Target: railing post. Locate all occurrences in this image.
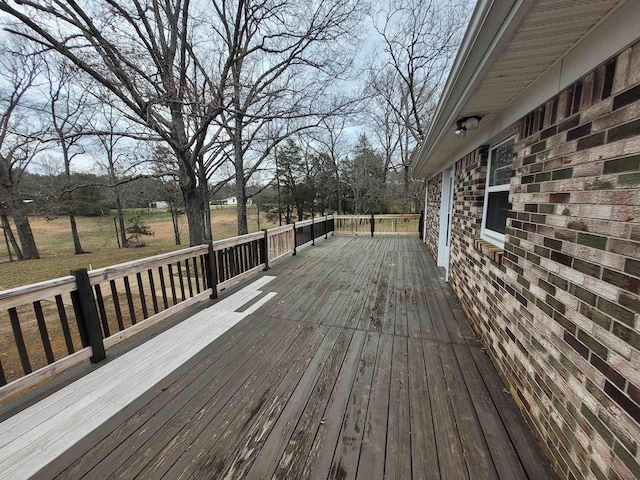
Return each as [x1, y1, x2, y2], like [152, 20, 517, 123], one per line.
[325, 216, 328, 239]
[263, 229, 270, 271]
[71, 268, 106, 363]
[370, 213, 375, 237]
[206, 242, 219, 299]
[293, 222, 297, 256]
[311, 217, 315, 246]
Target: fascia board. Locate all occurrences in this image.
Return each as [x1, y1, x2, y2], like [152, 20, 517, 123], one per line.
[414, 0, 535, 178]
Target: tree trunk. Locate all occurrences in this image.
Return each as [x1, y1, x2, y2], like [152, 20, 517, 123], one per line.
[335, 168, 342, 215]
[182, 185, 206, 246]
[170, 204, 181, 245]
[1, 213, 23, 260]
[69, 213, 85, 254]
[10, 203, 39, 259]
[198, 156, 212, 242]
[114, 186, 127, 248]
[234, 127, 248, 235]
[403, 164, 410, 213]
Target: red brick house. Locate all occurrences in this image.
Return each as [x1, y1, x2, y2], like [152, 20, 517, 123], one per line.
[413, 1, 640, 479]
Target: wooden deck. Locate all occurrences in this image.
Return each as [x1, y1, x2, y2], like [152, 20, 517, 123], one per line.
[12, 237, 555, 479]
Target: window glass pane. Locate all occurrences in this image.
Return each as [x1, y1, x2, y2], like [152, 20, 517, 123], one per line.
[489, 138, 515, 186]
[485, 191, 509, 235]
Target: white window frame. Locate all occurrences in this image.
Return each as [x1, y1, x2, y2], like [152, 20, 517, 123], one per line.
[481, 136, 515, 248]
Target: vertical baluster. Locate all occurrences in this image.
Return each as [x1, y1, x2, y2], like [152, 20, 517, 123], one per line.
[167, 264, 178, 305]
[55, 294, 75, 354]
[184, 259, 194, 297]
[0, 357, 6, 386]
[148, 269, 159, 314]
[9, 307, 32, 375]
[239, 243, 249, 274]
[193, 257, 201, 294]
[221, 250, 226, 280]
[123, 276, 137, 325]
[206, 243, 219, 299]
[94, 284, 111, 338]
[110, 280, 125, 331]
[70, 290, 88, 347]
[136, 272, 148, 319]
[293, 223, 298, 255]
[33, 301, 55, 364]
[199, 255, 207, 292]
[158, 266, 169, 309]
[176, 261, 186, 301]
[230, 247, 236, 277]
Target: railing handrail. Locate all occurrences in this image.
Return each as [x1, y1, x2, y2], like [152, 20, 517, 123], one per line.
[334, 214, 421, 218]
[212, 231, 264, 249]
[0, 276, 76, 310]
[294, 218, 314, 227]
[88, 245, 208, 285]
[267, 224, 294, 236]
[0, 213, 406, 396]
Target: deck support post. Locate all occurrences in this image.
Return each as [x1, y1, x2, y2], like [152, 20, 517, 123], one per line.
[71, 268, 106, 363]
[262, 229, 270, 271]
[370, 213, 375, 237]
[293, 222, 297, 256]
[206, 242, 219, 299]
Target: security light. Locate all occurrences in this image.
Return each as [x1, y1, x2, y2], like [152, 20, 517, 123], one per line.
[454, 116, 482, 137]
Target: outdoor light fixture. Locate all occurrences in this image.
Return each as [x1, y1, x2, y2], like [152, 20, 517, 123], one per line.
[454, 116, 482, 137]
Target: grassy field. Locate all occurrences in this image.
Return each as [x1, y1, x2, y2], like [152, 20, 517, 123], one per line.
[0, 205, 277, 290]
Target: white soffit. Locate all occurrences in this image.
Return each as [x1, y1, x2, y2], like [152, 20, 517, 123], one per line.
[414, 0, 626, 179]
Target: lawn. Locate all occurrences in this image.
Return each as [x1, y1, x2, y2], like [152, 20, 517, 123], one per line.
[0, 205, 277, 290]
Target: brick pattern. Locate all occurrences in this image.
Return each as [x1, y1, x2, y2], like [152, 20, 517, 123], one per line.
[426, 171, 442, 260]
[427, 42, 640, 480]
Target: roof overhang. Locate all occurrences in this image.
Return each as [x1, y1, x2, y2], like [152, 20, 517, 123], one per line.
[413, 0, 630, 179]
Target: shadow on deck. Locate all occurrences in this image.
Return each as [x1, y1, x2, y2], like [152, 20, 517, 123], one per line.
[9, 237, 556, 479]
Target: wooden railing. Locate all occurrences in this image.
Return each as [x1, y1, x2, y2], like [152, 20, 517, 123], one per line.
[0, 216, 334, 399]
[334, 214, 422, 237]
[0, 214, 421, 400]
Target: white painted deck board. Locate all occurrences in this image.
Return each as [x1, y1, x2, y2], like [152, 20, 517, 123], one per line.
[0, 276, 277, 480]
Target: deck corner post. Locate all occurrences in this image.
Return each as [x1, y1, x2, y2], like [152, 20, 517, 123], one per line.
[293, 222, 297, 256]
[370, 213, 375, 237]
[71, 268, 106, 363]
[262, 229, 270, 271]
[206, 242, 219, 299]
[325, 216, 328, 239]
[311, 217, 315, 246]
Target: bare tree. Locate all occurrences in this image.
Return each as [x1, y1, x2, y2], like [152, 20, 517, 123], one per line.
[92, 104, 144, 248]
[368, 0, 470, 211]
[42, 57, 95, 254]
[0, 0, 229, 245]
[208, 0, 368, 234]
[0, 40, 48, 259]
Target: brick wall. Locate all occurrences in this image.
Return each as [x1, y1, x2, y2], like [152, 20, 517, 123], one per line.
[426, 171, 442, 259]
[429, 42, 640, 480]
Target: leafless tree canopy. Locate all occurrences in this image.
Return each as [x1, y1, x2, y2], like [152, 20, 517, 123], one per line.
[0, 39, 49, 259]
[0, 0, 370, 241]
[366, 0, 471, 212]
[0, 0, 471, 255]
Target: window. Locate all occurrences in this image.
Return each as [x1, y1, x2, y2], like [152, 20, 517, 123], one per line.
[481, 137, 514, 247]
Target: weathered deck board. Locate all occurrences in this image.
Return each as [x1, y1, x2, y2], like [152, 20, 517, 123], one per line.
[14, 236, 556, 480]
